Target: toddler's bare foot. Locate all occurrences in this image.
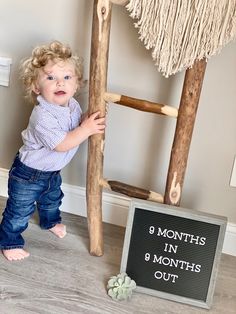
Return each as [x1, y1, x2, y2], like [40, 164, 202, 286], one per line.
[49, 224, 67, 238]
[2, 248, 30, 261]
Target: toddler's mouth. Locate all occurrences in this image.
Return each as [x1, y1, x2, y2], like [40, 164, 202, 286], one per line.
[55, 91, 66, 95]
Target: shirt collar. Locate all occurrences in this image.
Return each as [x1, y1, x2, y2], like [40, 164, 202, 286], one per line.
[37, 95, 78, 118]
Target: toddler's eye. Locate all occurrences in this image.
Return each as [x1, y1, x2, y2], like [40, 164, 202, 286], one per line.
[64, 75, 72, 80]
[47, 75, 55, 80]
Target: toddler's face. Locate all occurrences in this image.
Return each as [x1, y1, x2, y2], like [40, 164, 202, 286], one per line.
[33, 59, 78, 106]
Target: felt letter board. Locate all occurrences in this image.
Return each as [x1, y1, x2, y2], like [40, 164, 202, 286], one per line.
[120, 199, 227, 309]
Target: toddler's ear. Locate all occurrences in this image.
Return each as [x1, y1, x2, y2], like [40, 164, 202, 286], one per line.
[32, 83, 40, 95]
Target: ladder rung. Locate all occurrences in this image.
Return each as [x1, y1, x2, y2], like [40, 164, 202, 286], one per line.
[100, 178, 164, 203]
[110, 0, 128, 6]
[104, 92, 178, 118]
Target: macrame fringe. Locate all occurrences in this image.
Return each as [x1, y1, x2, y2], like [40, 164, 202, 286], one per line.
[126, 0, 236, 77]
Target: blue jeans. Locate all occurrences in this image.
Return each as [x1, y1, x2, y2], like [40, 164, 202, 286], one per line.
[0, 154, 64, 250]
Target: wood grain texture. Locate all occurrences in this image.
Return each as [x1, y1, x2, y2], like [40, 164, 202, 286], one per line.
[101, 179, 163, 203]
[164, 59, 207, 206]
[86, 0, 112, 256]
[0, 196, 235, 314]
[104, 92, 178, 118]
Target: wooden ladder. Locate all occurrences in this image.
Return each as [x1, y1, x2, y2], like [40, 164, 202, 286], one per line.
[86, 0, 207, 256]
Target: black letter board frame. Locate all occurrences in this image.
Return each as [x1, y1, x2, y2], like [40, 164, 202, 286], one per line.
[120, 199, 227, 309]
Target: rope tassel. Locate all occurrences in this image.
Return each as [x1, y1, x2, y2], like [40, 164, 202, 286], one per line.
[126, 0, 236, 77]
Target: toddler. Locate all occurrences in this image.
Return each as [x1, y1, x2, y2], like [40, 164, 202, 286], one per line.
[0, 41, 105, 261]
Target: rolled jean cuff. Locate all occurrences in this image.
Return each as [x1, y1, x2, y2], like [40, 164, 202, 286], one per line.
[41, 220, 62, 230]
[0, 245, 24, 250]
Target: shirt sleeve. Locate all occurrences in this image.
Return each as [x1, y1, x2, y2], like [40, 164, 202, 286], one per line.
[33, 112, 67, 150]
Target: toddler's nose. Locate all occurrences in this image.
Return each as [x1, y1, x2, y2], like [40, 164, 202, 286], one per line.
[56, 78, 65, 86]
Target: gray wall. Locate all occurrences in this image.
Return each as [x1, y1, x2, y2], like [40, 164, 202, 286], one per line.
[1, 0, 236, 223]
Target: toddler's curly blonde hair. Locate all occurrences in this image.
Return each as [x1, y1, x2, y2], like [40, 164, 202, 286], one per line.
[20, 41, 84, 103]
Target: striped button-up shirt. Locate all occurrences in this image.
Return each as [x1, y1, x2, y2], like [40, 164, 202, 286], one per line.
[19, 95, 82, 171]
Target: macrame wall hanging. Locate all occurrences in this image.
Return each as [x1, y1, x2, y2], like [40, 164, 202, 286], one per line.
[126, 0, 236, 77]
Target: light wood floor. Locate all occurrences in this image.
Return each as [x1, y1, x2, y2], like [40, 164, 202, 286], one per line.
[0, 196, 235, 314]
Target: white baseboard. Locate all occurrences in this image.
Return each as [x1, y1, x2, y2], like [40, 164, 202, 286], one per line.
[60, 182, 130, 227]
[1, 167, 236, 256]
[0, 168, 9, 198]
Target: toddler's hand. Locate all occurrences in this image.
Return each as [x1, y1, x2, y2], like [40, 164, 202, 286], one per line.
[80, 111, 106, 137]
